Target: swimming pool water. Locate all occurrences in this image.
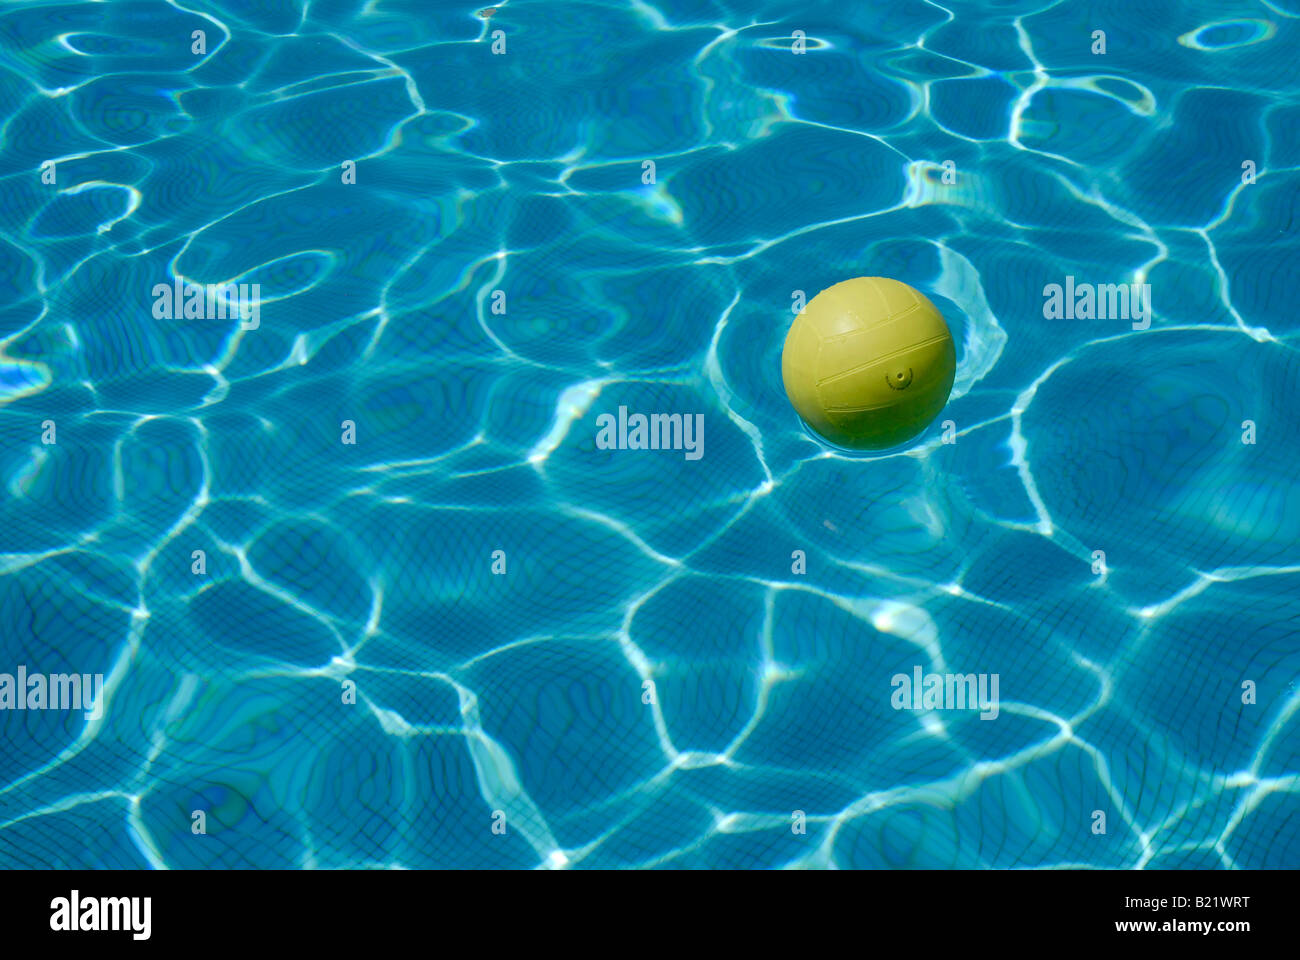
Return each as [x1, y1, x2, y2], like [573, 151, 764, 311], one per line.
[0, 0, 1297, 869]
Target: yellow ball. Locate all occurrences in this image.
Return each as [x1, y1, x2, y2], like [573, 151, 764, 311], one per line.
[782, 277, 956, 450]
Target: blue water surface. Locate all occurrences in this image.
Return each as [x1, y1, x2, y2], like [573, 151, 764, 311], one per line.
[0, 0, 1298, 869]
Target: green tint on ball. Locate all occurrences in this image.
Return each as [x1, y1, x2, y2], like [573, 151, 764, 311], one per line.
[782, 277, 957, 450]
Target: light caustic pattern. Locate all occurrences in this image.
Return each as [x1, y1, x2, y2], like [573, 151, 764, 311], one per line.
[0, 0, 1298, 869]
